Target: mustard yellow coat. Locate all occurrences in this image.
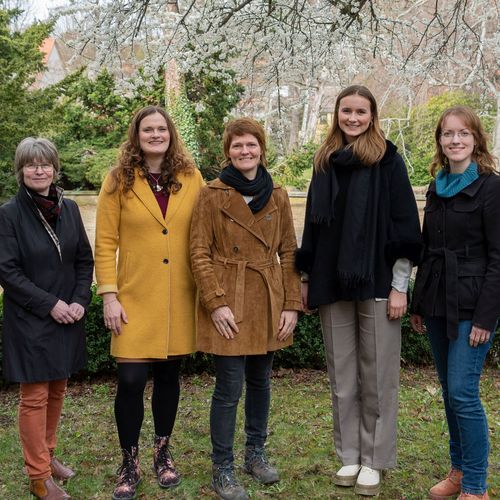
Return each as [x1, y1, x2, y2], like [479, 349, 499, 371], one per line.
[95, 168, 204, 358]
[190, 179, 302, 355]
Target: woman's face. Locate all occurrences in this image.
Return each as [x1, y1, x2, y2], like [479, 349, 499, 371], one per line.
[23, 158, 54, 196]
[228, 133, 262, 180]
[138, 113, 171, 160]
[439, 114, 475, 171]
[337, 94, 372, 143]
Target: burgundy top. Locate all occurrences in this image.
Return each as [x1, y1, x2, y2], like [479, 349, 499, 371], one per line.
[148, 173, 169, 218]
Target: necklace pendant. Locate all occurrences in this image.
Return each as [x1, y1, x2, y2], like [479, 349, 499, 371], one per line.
[155, 184, 162, 192]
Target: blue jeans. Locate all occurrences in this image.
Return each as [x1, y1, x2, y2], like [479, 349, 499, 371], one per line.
[210, 353, 274, 465]
[426, 318, 495, 495]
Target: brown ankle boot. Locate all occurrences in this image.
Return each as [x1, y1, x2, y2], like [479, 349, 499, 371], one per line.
[29, 477, 71, 499]
[457, 492, 489, 499]
[153, 435, 180, 488]
[50, 457, 75, 481]
[429, 468, 463, 499]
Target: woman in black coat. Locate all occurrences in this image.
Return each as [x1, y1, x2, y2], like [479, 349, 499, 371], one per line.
[411, 106, 499, 500]
[296, 85, 422, 496]
[0, 138, 93, 500]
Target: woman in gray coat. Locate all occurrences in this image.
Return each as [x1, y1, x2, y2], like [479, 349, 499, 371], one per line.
[0, 138, 93, 500]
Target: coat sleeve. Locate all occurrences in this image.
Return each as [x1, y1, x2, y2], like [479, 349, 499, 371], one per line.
[385, 154, 423, 264]
[95, 173, 121, 295]
[69, 201, 94, 308]
[294, 182, 317, 274]
[472, 175, 500, 331]
[190, 188, 228, 312]
[0, 206, 59, 318]
[277, 190, 302, 311]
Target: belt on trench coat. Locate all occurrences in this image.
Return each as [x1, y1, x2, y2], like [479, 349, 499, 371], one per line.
[412, 245, 486, 340]
[213, 254, 280, 328]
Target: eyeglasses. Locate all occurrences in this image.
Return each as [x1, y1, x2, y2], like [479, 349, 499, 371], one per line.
[24, 163, 53, 172]
[440, 131, 472, 140]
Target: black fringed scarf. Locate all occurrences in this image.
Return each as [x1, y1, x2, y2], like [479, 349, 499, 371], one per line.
[308, 147, 382, 288]
[219, 164, 274, 213]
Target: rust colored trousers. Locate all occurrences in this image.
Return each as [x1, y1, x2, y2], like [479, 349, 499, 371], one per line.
[18, 379, 68, 479]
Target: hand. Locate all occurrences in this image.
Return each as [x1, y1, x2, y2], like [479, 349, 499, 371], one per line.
[211, 306, 239, 339]
[68, 302, 85, 321]
[469, 325, 491, 347]
[410, 314, 426, 334]
[50, 300, 75, 324]
[103, 295, 128, 335]
[277, 310, 298, 341]
[387, 289, 407, 320]
[301, 282, 313, 313]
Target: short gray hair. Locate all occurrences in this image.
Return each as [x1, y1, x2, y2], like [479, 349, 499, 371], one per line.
[14, 137, 61, 185]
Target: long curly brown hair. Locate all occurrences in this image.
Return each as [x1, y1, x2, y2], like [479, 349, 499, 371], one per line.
[107, 105, 195, 194]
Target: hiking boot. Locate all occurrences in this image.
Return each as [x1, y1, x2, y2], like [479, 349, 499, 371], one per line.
[212, 462, 249, 500]
[153, 435, 180, 488]
[429, 468, 463, 499]
[112, 447, 141, 500]
[333, 464, 361, 486]
[244, 445, 279, 484]
[50, 457, 75, 481]
[354, 466, 381, 496]
[29, 476, 70, 499]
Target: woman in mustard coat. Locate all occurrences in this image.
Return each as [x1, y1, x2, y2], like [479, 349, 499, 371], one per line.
[95, 105, 203, 500]
[190, 118, 301, 500]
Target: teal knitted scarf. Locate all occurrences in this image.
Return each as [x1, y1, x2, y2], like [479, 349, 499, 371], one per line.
[436, 162, 478, 198]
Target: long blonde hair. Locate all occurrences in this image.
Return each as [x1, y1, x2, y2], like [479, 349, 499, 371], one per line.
[107, 105, 195, 194]
[314, 85, 386, 171]
[430, 106, 497, 177]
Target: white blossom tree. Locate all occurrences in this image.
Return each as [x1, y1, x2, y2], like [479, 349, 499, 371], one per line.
[57, 0, 498, 154]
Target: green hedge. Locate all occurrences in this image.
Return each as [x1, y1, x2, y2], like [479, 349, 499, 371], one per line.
[0, 285, 498, 383]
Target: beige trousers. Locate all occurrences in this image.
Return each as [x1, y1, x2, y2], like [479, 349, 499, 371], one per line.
[319, 300, 401, 469]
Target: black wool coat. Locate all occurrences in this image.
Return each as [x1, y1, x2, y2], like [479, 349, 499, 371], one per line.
[296, 143, 422, 308]
[0, 187, 94, 383]
[411, 173, 500, 338]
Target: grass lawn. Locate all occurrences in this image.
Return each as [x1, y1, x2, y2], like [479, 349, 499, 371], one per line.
[0, 367, 498, 499]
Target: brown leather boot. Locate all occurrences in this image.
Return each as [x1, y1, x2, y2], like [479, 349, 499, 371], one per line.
[29, 477, 71, 499]
[50, 457, 75, 481]
[457, 492, 489, 499]
[429, 468, 463, 499]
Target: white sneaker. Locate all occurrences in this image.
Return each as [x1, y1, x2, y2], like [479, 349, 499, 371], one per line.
[333, 464, 361, 486]
[354, 466, 381, 496]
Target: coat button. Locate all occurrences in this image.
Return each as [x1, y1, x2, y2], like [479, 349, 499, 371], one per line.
[163, 258, 169, 264]
[434, 272, 439, 278]
[233, 246, 239, 253]
[162, 228, 168, 234]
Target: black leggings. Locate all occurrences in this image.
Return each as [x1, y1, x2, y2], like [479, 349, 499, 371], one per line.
[115, 360, 181, 452]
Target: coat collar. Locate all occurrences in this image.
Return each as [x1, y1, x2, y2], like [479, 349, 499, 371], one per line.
[428, 173, 489, 198]
[131, 169, 190, 228]
[210, 179, 279, 247]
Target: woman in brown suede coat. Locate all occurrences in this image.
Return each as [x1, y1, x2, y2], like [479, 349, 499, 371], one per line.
[190, 118, 301, 500]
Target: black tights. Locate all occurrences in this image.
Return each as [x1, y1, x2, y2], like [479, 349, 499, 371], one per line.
[115, 360, 181, 452]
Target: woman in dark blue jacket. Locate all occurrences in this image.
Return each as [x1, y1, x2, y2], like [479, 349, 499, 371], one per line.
[411, 106, 499, 500]
[0, 138, 93, 499]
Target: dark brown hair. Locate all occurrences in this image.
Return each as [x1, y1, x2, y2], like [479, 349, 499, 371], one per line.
[222, 118, 268, 168]
[430, 105, 497, 177]
[314, 85, 386, 171]
[108, 105, 194, 194]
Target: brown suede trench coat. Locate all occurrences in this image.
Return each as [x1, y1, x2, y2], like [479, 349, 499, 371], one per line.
[190, 179, 302, 355]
